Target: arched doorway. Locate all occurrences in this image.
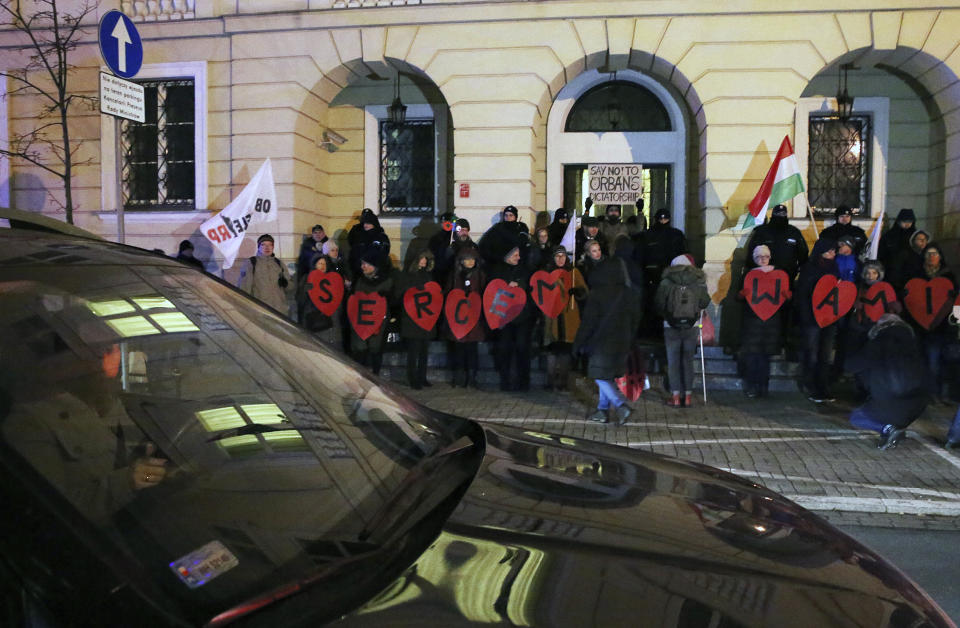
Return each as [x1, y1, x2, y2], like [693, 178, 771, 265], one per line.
[547, 69, 687, 228]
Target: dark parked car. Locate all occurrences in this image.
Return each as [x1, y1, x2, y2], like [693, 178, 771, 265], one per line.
[0, 220, 953, 627]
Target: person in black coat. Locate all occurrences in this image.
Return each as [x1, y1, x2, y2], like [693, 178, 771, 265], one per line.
[427, 212, 457, 276]
[877, 208, 916, 276]
[819, 206, 868, 257]
[847, 314, 930, 450]
[744, 204, 809, 284]
[478, 205, 531, 268]
[737, 245, 791, 398]
[904, 242, 959, 401]
[395, 249, 438, 390]
[487, 239, 534, 392]
[175, 240, 204, 270]
[795, 238, 839, 402]
[546, 208, 571, 247]
[640, 208, 687, 337]
[572, 257, 643, 425]
[347, 208, 391, 276]
[887, 229, 929, 292]
[575, 216, 608, 260]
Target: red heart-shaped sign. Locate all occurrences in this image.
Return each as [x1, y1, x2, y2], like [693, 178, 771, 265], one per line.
[529, 269, 570, 318]
[444, 289, 482, 340]
[482, 279, 527, 330]
[812, 275, 857, 328]
[347, 291, 387, 340]
[860, 281, 897, 323]
[904, 277, 957, 330]
[403, 282, 443, 331]
[741, 269, 791, 321]
[307, 270, 344, 317]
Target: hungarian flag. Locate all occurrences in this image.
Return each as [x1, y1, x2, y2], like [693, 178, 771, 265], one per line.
[745, 136, 805, 229]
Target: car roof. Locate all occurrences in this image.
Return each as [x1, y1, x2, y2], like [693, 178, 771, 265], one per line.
[0, 208, 104, 240]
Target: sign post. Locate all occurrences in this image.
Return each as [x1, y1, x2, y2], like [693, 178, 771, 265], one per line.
[98, 10, 144, 244]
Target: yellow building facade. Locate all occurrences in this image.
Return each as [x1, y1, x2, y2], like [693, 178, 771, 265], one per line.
[2, 0, 958, 304]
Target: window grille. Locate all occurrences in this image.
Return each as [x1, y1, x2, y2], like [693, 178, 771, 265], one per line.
[565, 81, 671, 132]
[120, 79, 195, 209]
[379, 120, 435, 216]
[807, 114, 870, 216]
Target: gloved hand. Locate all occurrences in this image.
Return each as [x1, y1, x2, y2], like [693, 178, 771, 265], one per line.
[584, 198, 593, 211]
[635, 198, 644, 211]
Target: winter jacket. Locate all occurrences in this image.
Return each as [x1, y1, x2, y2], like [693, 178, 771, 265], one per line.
[877, 209, 916, 272]
[744, 215, 809, 281]
[904, 244, 958, 338]
[847, 318, 930, 425]
[655, 264, 710, 328]
[349, 269, 394, 353]
[347, 209, 391, 275]
[444, 252, 487, 343]
[478, 209, 531, 267]
[737, 265, 790, 355]
[239, 254, 292, 314]
[297, 255, 345, 334]
[641, 223, 687, 281]
[486, 260, 533, 326]
[541, 263, 586, 347]
[572, 258, 643, 380]
[795, 238, 839, 328]
[395, 251, 439, 341]
[820, 221, 868, 256]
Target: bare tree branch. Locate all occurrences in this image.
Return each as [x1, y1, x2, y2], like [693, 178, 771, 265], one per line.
[0, 0, 100, 224]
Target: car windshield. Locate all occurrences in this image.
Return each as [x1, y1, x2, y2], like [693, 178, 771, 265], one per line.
[0, 233, 478, 624]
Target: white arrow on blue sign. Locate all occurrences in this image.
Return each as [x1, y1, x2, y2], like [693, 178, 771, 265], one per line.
[98, 10, 143, 79]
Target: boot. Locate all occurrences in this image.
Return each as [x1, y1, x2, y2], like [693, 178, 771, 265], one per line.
[665, 392, 682, 408]
[556, 355, 571, 391]
[467, 370, 479, 389]
[545, 354, 557, 390]
[684, 392, 693, 408]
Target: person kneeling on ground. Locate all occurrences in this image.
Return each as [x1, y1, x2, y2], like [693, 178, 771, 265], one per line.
[572, 257, 643, 425]
[847, 313, 930, 450]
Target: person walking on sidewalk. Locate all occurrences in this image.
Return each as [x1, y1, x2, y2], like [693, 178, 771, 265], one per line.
[847, 314, 930, 450]
[655, 254, 711, 407]
[572, 257, 643, 424]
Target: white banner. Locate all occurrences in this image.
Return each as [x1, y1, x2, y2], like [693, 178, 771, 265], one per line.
[201, 159, 277, 269]
[588, 163, 644, 204]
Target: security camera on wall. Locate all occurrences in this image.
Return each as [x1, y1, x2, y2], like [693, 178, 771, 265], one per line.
[319, 129, 347, 152]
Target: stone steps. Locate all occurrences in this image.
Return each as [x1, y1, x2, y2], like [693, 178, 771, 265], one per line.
[375, 340, 800, 392]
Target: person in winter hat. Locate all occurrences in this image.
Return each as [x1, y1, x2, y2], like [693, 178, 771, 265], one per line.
[347, 208, 391, 277]
[487, 239, 534, 392]
[572, 255, 643, 424]
[795, 238, 839, 402]
[905, 242, 958, 401]
[395, 249, 437, 390]
[744, 204, 808, 284]
[655, 254, 710, 407]
[575, 215, 608, 261]
[478, 205, 531, 268]
[599, 204, 629, 244]
[847, 314, 930, 450]
[349, 247, 394, 375]
[820, 205, 867, 256]
[878, 208, 917, 275]
[444, 246, 486, 388]
[547, 208, 571, 247]
[540, 245, 587, 391]
[737, 245, 791, 398]
[239, 234, 292, 316]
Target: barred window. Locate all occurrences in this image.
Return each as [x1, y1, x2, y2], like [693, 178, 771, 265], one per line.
[565, 81, 671, 133]
[379, 120, 435, 216]
[120, 79, 195, 209]
[807, 114, 871, 217]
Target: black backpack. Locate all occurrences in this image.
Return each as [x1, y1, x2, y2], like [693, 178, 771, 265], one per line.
[665, 282, 700, 328]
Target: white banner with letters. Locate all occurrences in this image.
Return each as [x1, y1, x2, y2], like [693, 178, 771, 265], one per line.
[588, 163, 644, 204]
[201, 159, 277, 269]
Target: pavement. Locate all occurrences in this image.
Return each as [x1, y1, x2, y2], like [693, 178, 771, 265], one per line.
[399, 377, 960, 531]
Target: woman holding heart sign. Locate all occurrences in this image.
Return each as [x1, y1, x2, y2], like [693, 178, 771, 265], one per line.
[444, 247, 486, 388]
[795, 238, 842, 403]
[538, 246, 587, 391]
[348, 250, 394, 376]
[396, 250, 441, 390]
[486, 240, 534, 392]
[737, 245, 791, 399]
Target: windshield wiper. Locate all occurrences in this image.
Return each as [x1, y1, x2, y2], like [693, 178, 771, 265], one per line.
[357, 435, 477, 543]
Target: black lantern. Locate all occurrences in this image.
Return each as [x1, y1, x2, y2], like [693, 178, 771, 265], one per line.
[389, 73, 407, 125]
[836, 63, 854, 121]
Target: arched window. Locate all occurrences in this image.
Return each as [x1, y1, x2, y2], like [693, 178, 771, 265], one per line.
[565, 81, 671, 132]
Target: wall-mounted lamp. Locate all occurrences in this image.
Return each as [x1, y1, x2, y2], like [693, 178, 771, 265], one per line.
[607, 102, 622, 129]
[836, 63, 855, 121]
[389, 73, 407, 125]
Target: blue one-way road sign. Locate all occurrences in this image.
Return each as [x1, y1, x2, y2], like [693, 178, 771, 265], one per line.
[98, 11, 143, 79]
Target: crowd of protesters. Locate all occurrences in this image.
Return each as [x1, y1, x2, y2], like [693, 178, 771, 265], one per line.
[221, 202, 959, 447]
[736, 204, 959, 450]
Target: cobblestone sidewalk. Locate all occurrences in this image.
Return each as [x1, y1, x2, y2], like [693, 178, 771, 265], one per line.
[403, 381, 960, 530]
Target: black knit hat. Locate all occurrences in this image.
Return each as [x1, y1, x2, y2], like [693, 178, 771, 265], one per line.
[455, 218, 470, 230]
[836, 205, 853, 217]
[582, 216, 599, 228]
[502, 205, 518, 219]
[257, 234, 274, 245]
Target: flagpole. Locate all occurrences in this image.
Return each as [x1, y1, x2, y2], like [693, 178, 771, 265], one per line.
[801, 193, 819, 239]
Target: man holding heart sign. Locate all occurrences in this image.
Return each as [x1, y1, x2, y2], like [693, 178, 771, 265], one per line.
[396, 250, 442, 390]
[348, 250, 393, 375]
[485, 239, 533, 392]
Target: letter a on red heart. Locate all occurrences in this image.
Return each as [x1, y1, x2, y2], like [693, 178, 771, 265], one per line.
[741, 269, 790, 321]
[812, 276, 857, 328]
[307, 270, 344, 316]
[444, 289, 481, 339]
[403, 282, 443, 331]
[904, 277, 956, 330]
[482, 279, 527, 330]
[347, 291, 387, 340]
[529, 269, 570, 318]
